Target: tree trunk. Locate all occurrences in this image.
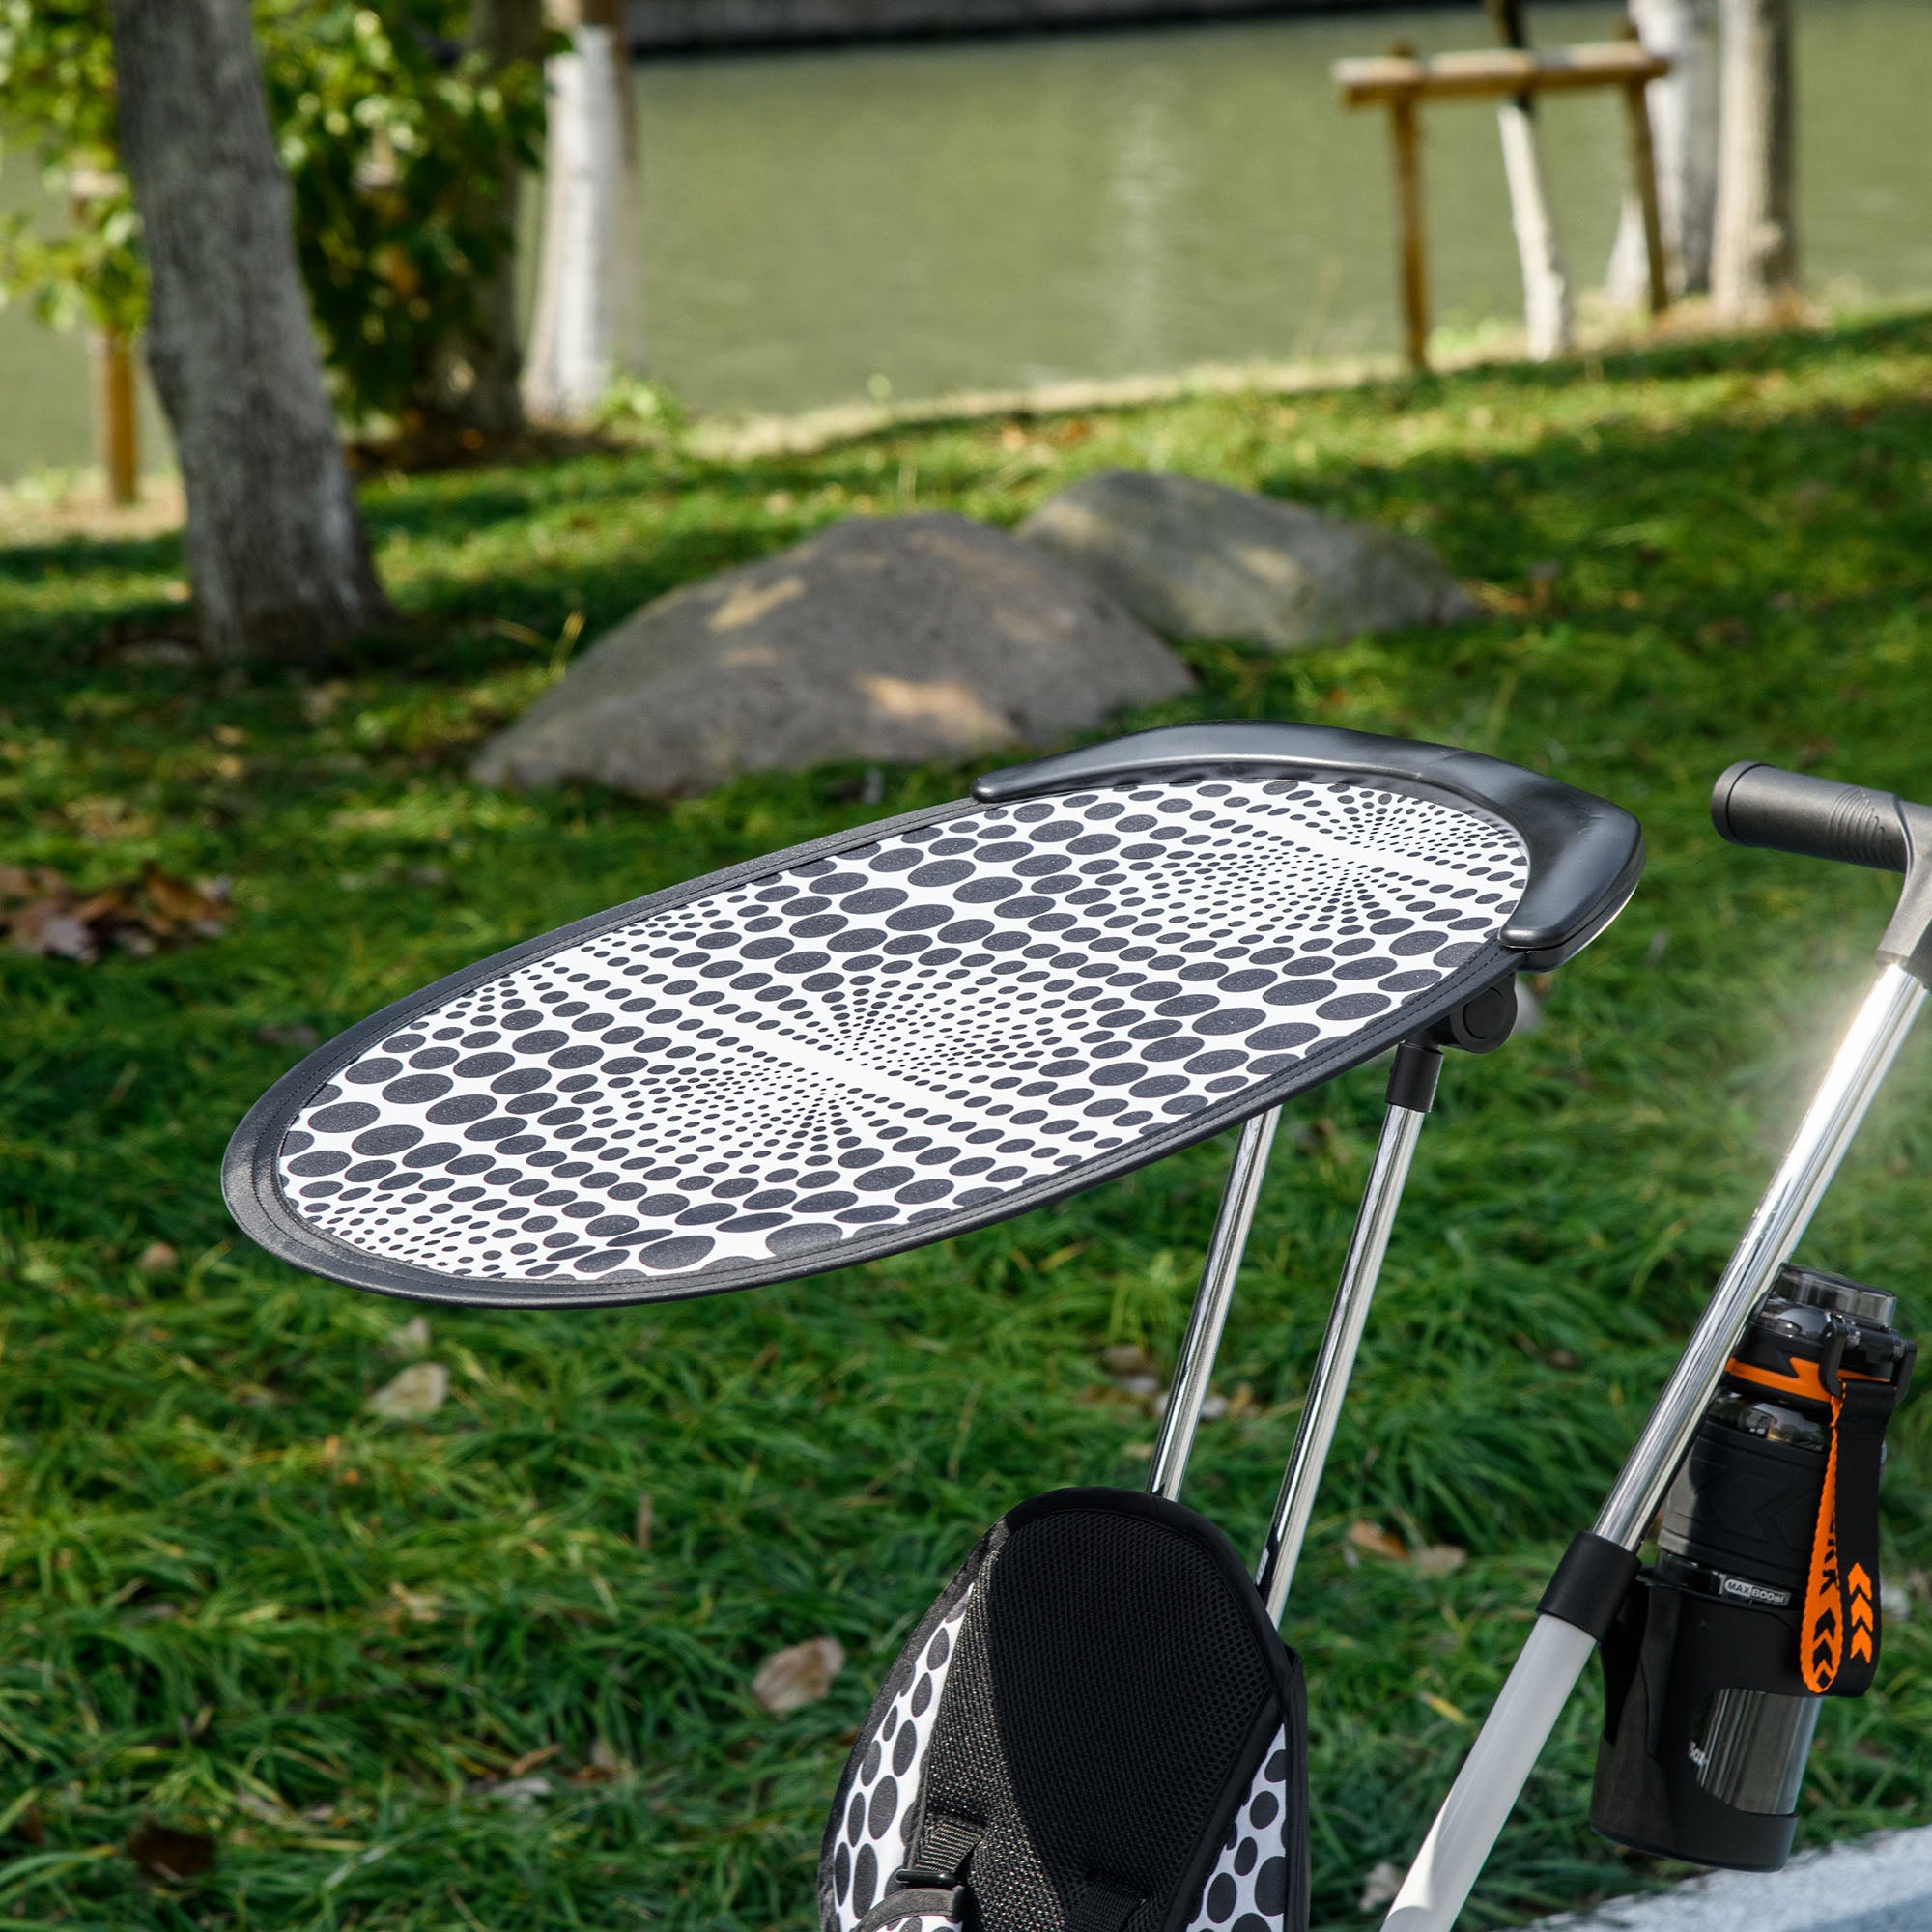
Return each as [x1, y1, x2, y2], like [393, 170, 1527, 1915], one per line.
[1605, 0, 1719, 301]
[524, 0, 641, 423]
[1487, 0, 1574, 361]
[1712, 0, 1796, 319]
[109, 0, 392, 661]
[440, 0, 547, 436]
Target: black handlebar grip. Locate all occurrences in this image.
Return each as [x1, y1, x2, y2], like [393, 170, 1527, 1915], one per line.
[1711, 761, 1910, 874]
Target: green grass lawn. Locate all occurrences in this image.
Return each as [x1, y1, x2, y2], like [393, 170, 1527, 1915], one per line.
[4, 310, 1932, 1932]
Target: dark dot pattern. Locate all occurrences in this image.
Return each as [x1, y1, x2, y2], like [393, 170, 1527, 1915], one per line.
[278, 777, 1527, 1287]
[827, 1592, 1291, 1932]
[831, 1585, 977, 1931]
[1186, 1726, 1293, 1931]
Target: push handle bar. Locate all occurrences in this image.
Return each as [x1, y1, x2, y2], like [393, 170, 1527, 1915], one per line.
[1712, 761, 1912, 872]
[1712, 760, 1932, 981]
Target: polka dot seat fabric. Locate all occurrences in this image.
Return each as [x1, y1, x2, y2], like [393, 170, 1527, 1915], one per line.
[1184, 1730, 1295, 1932]
[826, 1577, 979, 1930]
[818, 1488, 1311, 1932]
[225, 724, 1642, 1307]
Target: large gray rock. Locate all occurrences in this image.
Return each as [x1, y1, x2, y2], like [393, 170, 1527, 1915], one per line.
[471, 512, 1192, 798]
[1021, 469, 1475, 651]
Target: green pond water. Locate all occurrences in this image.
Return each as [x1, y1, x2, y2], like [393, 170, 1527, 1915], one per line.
[3, 0, 1927, 481]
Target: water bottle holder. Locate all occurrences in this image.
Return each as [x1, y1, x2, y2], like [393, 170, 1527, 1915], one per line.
[1590, 1571, 1814, 1871]
[1590, 1312, 1911, 1871]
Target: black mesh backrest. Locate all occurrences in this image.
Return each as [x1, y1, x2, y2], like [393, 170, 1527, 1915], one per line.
[917, 1489, 1304, 1932]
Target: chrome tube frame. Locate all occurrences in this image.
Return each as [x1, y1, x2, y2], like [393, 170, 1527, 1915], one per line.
[1148, 1107, 1282, 1502]
[1591, 962, 1926, 1546]
[1381, 963, 1928, 1932]
[1257, 1099, 1431, 1621]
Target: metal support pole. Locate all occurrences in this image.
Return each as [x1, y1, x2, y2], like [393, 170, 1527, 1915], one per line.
[1148, 1107, 1281, 1502]
[1595, 963, 1925, 1546]
[1258, 1093, 1431, 1622]
[1382, 963, 1928, 1932]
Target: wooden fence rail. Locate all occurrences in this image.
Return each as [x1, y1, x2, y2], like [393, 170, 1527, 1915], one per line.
[1334, 40, 1672, 373]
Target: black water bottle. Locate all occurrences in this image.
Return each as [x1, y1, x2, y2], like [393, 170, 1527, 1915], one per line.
[1589, 1264, 1915, 1870]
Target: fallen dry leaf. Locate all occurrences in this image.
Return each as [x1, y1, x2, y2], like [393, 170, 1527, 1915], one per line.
[1411, 1545, 1467, 1579]
[1224, 1382, 1260, 1421]
[126, 1818, 216, 1882]
[570, 1736, 629, 1784]
[480, 1776, 551, 1808]
[633, 1492, 654, 1550]
[506, 1742, 560, 1777]
[10, 899, 96, 960]
[752, 1634, 845, 1715]
[1346, 1521, 1409, 1562]
[2, 861, 231, 962]
[386, 1580, 440, 1625]
[69, 794, 156, 841]
[1357, 1859, 1404, 1913]
[365, 1361, 448, 1421]
[0, 864, 70, 900]
[136, 1241, 179, 1274]
[385, 1316, 431, 1358]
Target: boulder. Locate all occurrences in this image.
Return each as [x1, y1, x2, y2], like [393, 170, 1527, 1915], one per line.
[1020, 469, 1475, 651]
[471, 512, 1192, 798]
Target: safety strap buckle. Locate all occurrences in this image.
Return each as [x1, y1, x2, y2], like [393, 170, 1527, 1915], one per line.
[895, 1810, 982, 1890]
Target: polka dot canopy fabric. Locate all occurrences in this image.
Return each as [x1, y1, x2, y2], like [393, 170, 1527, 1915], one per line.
[273, 774, 1528, 1292]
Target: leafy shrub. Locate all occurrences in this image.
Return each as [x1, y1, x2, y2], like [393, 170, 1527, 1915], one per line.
[0, 0, 552, 427]
[0, 0, 145, 336]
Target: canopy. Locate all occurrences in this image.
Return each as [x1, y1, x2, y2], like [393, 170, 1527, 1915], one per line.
[223, 723, 1640, 1308]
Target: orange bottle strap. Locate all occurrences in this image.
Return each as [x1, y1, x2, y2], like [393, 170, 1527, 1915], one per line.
[1801, 1390, 1846, 1694]
[1730, 1361, 1905, 1700]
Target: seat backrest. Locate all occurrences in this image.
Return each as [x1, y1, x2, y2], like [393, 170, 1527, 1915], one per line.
[820, 1488, 1309, 1932]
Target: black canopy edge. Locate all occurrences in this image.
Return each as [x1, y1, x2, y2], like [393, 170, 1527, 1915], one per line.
[221, 781, 1525, 1311]
[976, 722, 1644, 970]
